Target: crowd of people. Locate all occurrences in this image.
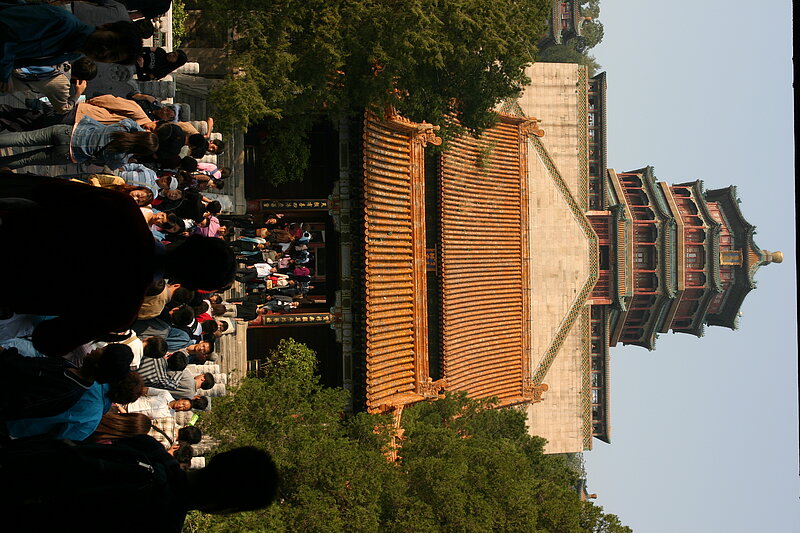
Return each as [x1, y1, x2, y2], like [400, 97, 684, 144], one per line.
[0, 1, 280, 529]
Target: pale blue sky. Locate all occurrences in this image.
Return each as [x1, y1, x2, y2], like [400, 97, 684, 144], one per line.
[581, 1, 798, 532]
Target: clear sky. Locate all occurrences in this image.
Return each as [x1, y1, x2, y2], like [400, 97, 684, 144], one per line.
[581, 1, 798, 532]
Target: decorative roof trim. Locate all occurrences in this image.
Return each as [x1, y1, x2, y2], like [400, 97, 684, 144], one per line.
[660, 182, 686, 292]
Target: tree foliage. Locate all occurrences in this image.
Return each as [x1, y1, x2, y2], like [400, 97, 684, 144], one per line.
[199, 0, 550, 183]
[185, 340, 632, 532]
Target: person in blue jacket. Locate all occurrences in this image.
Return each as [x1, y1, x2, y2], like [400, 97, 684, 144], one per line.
[0, 2, 142, 92]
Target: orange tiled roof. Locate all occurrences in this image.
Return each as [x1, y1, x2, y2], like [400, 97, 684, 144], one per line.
[439, 115, 537, 405]
[362, 111, 441, 413]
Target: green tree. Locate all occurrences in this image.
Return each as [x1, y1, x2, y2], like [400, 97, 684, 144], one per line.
[580, 19, 605, 49]
[537, 37, 601, 75]
[186, 341, 632, 532]
[198, 0, 550, 183]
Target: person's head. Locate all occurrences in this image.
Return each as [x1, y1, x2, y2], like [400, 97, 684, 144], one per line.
[208, 294, 223, 305]
[188, 134, 208, 158]
[207, 139, 225, 155]
[216, 319, 229, 333]
[164, 235, 236, 290]
[142, 335, 168, 359]
[173, 442, 194, 468]
[196, 372, 215, 390]
[210, 303, 227, 317]
[155, 174, 177, 190]
[165, 49, 188, 65]
[107, 371, 145, 404]
[187, 340, 213, 356]
[132, 18, 155, 39]
[153, 106, 176, 122]
[178, 425, 202, 444]
[129, 186, 154, 206]
[82, 343, 134, 383]
[169, 398, 193, 412]
[166, 350, 189, 371]
[155, 123, 185, 159]
[201, 320, 219, 335]
[205, 200, 222, 215]
[189, 447, 278, 514]
[70, 57, 97, 81]
[218, 167, 232, 180]
[107, 131, 159, 156]
[180, 156, 198, 172]
[191, 396, 209, 411]
[290, 301, 300, 309]
[89, 412, 152, 442]
[217, 225, 228, 237]
[82, 21, 143, 64]
[169, 287, 195, 305]
[169, 304, 195, 326]
[163, 188, 183, 201]
[157, 212, 185, 234]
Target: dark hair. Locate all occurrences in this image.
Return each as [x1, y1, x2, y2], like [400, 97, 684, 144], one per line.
[132, 18, 155, 39]
[191, 396, 209, 410]
[180, 156, 198, 171]
[106, 131, 159, 156]
[155, 123, 186, 159]
[200, 372, 215, 390]
[206, 200, 222, 215]
[178, 425, 202, 444]
[167, 350, 189, 371]
[211, 180, 224, 190]
[210, 303, 227, 316]
[170, 287, 195, 305]
[89, 412, 152, 442]
[71, 57, 97, 81]
[144, 279, 166, 297]
[93, 21, 143, 65]
[170, 304, 195, 326]
[165, 235, 236, 290]
[218, 167, 232, 179]
[91, 343, 134, 383]
[209, 139, 225, 155]
[198, 447, 278, 513]
[188, 134, 208, 158]
[217, 320, 229, 332]
[174, 442, 194, 465]
[128, 186, 154, 206]
[107, 371, 144, 404]
[142, 336, 168, 359]
[201, 320, 219, 335]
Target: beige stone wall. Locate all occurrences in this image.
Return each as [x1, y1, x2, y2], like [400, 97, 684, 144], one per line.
[521, 62, 592, 454]
[518, 63, 583, 200]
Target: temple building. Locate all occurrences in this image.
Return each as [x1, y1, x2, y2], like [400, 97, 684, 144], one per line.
[243, 61, 782, 454]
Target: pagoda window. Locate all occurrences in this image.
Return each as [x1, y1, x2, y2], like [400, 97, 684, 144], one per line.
[720, 250, 743, 266]
[686, 272, 706, 287]
[599, 246, 611, 269]
[635, 272, 658, 291]
[720, 234, 732, 246]
[591, 372, 603, 388]
[634, 246, 656, 268]
[635, 225, 657, 244]
[686, 246, 705, 268]
[686, 228, 706, 244]
[591, 357, 601, 371]
[620, 174, 642, 188]
[591, 389, 599, 404]
[588, 113, 595, 126]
